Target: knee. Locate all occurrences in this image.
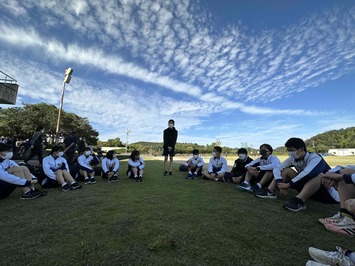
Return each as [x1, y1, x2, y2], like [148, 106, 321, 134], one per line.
[344, 199, 355, 215]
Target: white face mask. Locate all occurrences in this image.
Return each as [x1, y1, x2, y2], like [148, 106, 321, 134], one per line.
[58, 151, 64, 157]
[2, 152, 13, 159]
[238, 154, 246, 160]
[212, 151, 216, 157]
[168, 124, 174, 128]
[288, 151, 299, 159]
[193, 155, 198, 159]
[85, 151, 91, 156]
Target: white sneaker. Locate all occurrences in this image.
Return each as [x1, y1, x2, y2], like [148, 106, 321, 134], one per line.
[308, 246, 353, 266]
[305, 260, 329, 266]
[318, 212, 344, 225]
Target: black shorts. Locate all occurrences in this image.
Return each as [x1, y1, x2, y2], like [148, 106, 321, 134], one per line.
[163, 147, 175, 157]
[0, 180, 17, 199]
[41, 177, 59, 188]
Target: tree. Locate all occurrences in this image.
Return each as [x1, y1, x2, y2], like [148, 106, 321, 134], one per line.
[107, 138, 124, 147]
[0, 102, 99, 144]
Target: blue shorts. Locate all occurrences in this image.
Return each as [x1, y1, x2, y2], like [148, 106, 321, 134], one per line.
[163, 147, 175, 157]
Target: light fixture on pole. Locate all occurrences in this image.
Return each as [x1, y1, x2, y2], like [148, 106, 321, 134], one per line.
[55, 68, 73, 144]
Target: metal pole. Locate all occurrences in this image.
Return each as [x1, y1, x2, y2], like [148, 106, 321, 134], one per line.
[55, 81, 66, 144]
[126, 129, 130, 153]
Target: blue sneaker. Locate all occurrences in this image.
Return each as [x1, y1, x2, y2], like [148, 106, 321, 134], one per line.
[186, 173, 192, 179]
[236, 182, 252, 192]
[191, 173, 197, 179]
[251, 184, 261, 194]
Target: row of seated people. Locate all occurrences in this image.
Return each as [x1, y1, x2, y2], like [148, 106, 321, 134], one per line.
[182, 139, 355, 236]
[0, 143, 145, 200]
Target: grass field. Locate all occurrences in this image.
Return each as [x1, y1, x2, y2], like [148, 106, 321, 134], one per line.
[0, 157, 354, 266]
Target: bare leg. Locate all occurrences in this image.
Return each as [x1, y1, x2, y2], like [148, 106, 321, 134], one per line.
[259, 171, 273, 186]
[8, 167, 34, 189]
[164, 156, 168, 171]
[132, 167, 138, 177]
[169, 156, 173, 172]
[54, 170, 66, 185]
[344, 199, 355, 216]
[297, 175, 322, 202]
[62, 170, 75, 183]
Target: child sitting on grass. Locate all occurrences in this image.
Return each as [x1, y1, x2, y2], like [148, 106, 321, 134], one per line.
[202, 146, 228, 182]
[101, 150, 120, 183]
[183, 149, 204, 179]
[78, 147, 99, 185]
[127, 150, 145, 182]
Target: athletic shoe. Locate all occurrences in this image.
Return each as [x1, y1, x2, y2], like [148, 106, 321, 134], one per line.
[305, 260, 329, 266]
[324, 217, 355, 237]
[255, 188, 277, 199]
[308, 246, 354, 266]
[192, 173, 197, 179]
[164, 171, 168, 176]
[113, 176, 119, 182]
[84, 179, 90, 185]
[139, 176, 144, 182]
[283, 196, 306, 212]
[71, 182, 82, 190]
[134, 176, 139, 182]
[32, 188, 47, 197]
[61, 183, 72, 192]
[318, 212, 344, 225]
[20, 190, 43, 200]
[89, 177, 97, 184]
[236, 182, 252, 192]
[251, 184, 261, 194]
[108, 176, 114, 183]
[186, 173, 192, 179]
[169, 171, 172, 176]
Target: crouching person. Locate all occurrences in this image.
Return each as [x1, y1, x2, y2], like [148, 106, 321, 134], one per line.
[42, 145, 81, 191]
[0, 143, 45, 199]
[127, 150, 144, 182]
[184, 149, 204, 179]
[101, 150, 120, 183]
[78, 147, 99, 185]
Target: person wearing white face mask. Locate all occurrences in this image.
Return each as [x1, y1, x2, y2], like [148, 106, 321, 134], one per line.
[101, 150, 120, 183]
[183, 149, 205, 179]
[202, 146, 228, 182]
[77, 147, 99, 185]
[163, 119, 178, 176]
[0, 143, 45, 200]
[42, 145, 81, 191]
[225, 148, 253, 184]
[256, 138, 339, 212]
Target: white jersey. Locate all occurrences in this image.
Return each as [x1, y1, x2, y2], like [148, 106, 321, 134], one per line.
[0, 159, 27, 186]
[245, 155, 280, 171]
[184, 156, 204, 167]
[207, 156, 228, 174]
[128, 158, 145, 169]
[78, 154, 96, 170]
[102, 158, 120, 173]
[42, 155, 69, 180]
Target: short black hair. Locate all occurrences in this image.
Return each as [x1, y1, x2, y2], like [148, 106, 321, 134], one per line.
[214, 146, 222, 153]
[192, 149, 199, 155]
[285, 138, 307, 152]
[106, 150, 115, 160]
[51, 145, 64, 153]
[260, 144, 273, 153]
[237, 148, 248, 155]
[130, 150, 140, 160]
[36, 126, 44, 132]
[83, 147, 91, 152]
[168, 119, 175, 124]
[0, 143, 12, 152]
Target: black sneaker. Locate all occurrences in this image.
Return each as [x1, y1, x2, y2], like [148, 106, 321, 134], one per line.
[84, 178, 90, 185]
[71, 182, 82, 190]
[90, 177, 97, 184]
[20, 190, 42, 200]
[283, 196, 306, 212]
[139, 176, 143, 182]
[169, 171, 172, 176]
[32, 188, 47, 197]
[113, 176, 119, 182]
[255, 188, 277, 199]
[191, 173, 197, 179]
[62, 183, 72, 192]
[186, 173, 192, 179]
[108, 177, 114, 183]
[251, 184, 261, 194]
[164, 171, 168, 176]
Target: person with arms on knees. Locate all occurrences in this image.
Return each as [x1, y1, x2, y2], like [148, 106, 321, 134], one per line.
[101, 150, 119, 183]
[184, 149, 204, 179]
[0, 143, 45, 199]
[225, 148, 253, 184]
[24, 126, 45, 165]
[77, 147, 99, 185]
[202, 146, 228, 182]
[42, 145, 81, 191]
[319, 165, 355, 236]
[127, 150, 145, 182]
[163, 119, 178, 176]
[237, 144, 280, 193]
[256, 138, 339, 212]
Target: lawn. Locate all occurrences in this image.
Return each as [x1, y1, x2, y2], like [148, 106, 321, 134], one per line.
[0, 157, 354, 266]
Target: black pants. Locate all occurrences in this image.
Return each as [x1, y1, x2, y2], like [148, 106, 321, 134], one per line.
[24, 146, 43, 164]
[0, 180, 17, 199]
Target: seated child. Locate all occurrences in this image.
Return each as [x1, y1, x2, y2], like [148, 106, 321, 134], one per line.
[184, 149, 204, 179]
[0, 143, 45, 199]
[101, 150, 120, 183]
[225, 148, 253, 184]
[127, 150, 144, 182]
[42, 145, 81, 191]
[237, 144, 280, 193]
[202, 146, 228, 182]
[77, 147, 99, 185]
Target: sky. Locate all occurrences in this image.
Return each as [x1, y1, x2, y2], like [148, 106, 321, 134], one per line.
[0, 0, 354, 149]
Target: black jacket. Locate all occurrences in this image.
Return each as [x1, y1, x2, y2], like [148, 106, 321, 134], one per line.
[163, 127, 178, 148]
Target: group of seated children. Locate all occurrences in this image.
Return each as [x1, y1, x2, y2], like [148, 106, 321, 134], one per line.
[0, 141, 146, 200]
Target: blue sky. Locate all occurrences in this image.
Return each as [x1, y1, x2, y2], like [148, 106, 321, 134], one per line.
[0, 0, 354, 148]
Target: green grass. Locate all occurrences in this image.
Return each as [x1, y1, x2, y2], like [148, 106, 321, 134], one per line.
[0, 158, 353, 266]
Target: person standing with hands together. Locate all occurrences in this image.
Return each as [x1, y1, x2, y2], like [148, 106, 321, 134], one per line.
[163, 119, 178, 176]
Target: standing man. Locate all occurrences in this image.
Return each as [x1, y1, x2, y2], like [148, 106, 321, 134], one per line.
[24, 126, 45, 165]
[64, 132, 78, 166]
[163, 119, 178, 176]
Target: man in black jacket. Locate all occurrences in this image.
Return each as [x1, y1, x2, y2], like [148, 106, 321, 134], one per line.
[24, 126, 45, 165]
[163, 119, 178, 176]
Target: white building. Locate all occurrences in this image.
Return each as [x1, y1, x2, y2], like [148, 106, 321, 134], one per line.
[328, 148, 355, 156]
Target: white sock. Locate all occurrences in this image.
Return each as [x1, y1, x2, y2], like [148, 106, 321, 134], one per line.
[244, 181, 249, 185]
[188, 171, 192, 174]
[61, 182, 67, 187]
[71, 181, 76, 185]
[256, 183, 261, 189]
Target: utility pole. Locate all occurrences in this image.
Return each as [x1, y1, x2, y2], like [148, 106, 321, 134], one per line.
[126, 128, 131, 153]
